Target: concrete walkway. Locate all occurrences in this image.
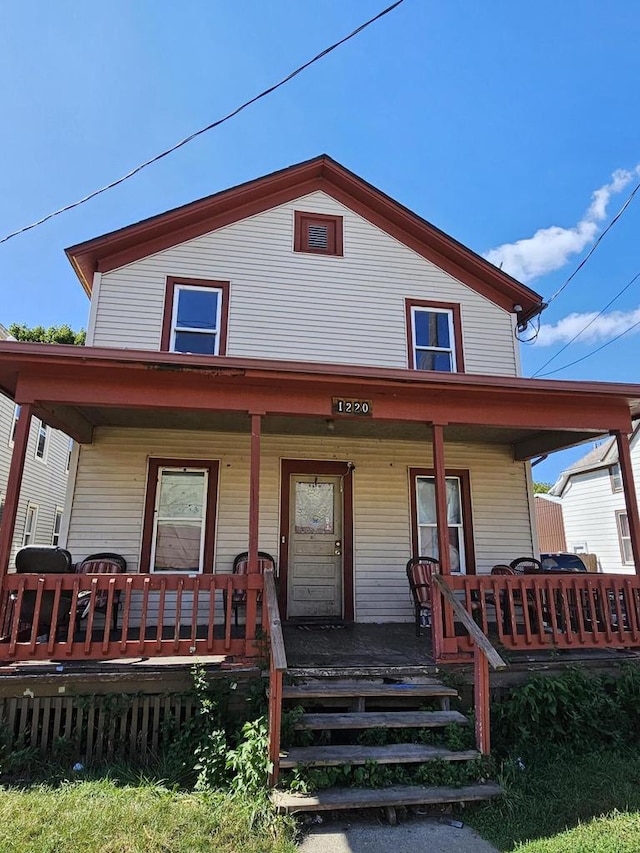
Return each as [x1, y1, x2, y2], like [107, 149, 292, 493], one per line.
[298, 815, 499, 853]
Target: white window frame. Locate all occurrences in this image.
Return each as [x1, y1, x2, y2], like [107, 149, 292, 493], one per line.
[610, 463, 623, 493]
[616, 511, 633, 565]
[35, 421, 49, 462]
[51, 507, 64, 547]
[22, 503, 38, 547]
[9, 404, 20, 446]
[149, 466, 209, 573]
[410, 306, 457, 372]
[415, 475, 466, 574]
[170, 284, 223, 355]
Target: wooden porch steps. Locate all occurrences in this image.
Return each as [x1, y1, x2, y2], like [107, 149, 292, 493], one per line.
[294, 710, 467, 729]
[280, 743, 480, 768]
[273, 673, 500, 815]
[273, 782, 502, 813]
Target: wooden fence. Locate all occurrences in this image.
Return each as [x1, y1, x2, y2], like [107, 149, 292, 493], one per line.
[0, 572, 265, 661]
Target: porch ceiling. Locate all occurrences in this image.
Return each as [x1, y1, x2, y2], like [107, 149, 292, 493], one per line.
[0, 342, 638, 461]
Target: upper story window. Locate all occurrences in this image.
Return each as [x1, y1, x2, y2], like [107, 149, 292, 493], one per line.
[610, 463, 623, 492]
[294, 211, 343, 256]
[161, 277, 230, 355]
[406, 300, 464, 372]
[35, 421, 48, 461]
[9, 404, 20, 445]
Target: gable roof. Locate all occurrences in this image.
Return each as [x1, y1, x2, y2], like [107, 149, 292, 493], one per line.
[65, 155, 543, 324]
[551, 422, 640, 496]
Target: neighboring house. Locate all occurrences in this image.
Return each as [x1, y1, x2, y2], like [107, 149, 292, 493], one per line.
[0, 156, 638, 631]
[551, 427, 640, 573]
[0, 325, 70, 566]
[533, 492, 566, 553]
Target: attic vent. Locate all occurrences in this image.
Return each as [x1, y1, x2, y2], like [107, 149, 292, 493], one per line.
[307, 223, 329, 249]
[294, 211, 343, 256]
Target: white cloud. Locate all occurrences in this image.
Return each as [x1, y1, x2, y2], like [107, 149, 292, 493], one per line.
[536, 306, 640, 346]
[484, 166, 640, 283]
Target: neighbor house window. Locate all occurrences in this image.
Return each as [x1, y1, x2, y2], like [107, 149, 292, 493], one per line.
[406, 300, 464, 372]
[0, 495, 4, 528]
[161, 278, 229, 356]
[9, 404, 20, 445]
[22, 504, 38, 546]
[35, 422, 48, 460]
[410, 468, 475, 574]
[617, 511, 633, 564]
[294, 211, 343, 256]
[140, 458, 219, 573]
[66, 437, 74, 473]
[51, 507, 63, 546]
[610, 463, 623, 493]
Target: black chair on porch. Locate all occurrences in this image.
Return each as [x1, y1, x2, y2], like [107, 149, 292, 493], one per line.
[230, 551, 277, 627]
[406, 556, 439, 636]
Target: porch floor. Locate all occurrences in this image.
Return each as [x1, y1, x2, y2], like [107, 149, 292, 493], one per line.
[282, 622, 435, 670]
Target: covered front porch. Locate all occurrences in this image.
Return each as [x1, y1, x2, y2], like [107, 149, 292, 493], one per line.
[1, 341, 640, 670]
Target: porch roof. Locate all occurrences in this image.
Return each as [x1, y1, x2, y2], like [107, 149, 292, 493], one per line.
[1, 341, 639, 460]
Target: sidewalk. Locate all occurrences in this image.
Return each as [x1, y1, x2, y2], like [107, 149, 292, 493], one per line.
[298, 815, 499, 853]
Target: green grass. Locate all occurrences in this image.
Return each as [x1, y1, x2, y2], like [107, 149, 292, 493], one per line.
[0, 780, 297, 853]
[467, 748, 640, 852]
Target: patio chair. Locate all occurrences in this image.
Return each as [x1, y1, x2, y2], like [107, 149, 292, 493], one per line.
[75, 552, 127, 631]
[9, 546, 75, 641]
[229, 551, 276, 627]
[406, 556, 439, 636]
[509, 556, 543, 573]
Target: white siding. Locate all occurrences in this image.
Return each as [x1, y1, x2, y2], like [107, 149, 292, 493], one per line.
[91, 191, 519, 376]
[561, 468, 631, 573]
[66, 427, 533, 622]
[0, 393, 70, 566]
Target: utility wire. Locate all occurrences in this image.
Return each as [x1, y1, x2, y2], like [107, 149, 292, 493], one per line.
[0, 0, 405, 247]
[543, 177, 640, 308]
[535, 314, 640, 377]
[532, 269, 640, 376]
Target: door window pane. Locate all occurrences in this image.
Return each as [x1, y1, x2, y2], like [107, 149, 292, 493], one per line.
[152, 469, 207, 572]
[295, 482, 334, 534]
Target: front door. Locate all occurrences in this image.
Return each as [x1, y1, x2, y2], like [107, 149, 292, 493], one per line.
[287, 475, 343, 619]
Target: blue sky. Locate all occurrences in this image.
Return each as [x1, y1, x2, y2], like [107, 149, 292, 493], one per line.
[1, 1, 639, 483]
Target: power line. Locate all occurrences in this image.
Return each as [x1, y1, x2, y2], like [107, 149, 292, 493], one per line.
[532, 269, 640, 377]
[535, 311, 640, 378]
[0, 0, 405, 247]
[543, 177, 640, 308]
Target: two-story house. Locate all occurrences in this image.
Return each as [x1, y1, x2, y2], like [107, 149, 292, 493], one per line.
[0, 325, 70, 566]
[551, 426, 640, 573]
[0, 155, 639, 644]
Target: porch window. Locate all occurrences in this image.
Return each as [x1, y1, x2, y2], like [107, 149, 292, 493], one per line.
[610, 463, 623, 493]
[617, 511, 633, 564]
[410, 468, 475, 574]
[406, 300, 464, 372]
[161, 278, 229, 356]
[22, 503, 38, 547]
[141, 459, 219, 573]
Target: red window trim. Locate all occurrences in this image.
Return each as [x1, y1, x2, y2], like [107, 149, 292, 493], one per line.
[294, 211, 343, 256]
[405, 299, 465, 372]
[409, 467, 476, 574]
[160, 277, 230, 354]
[140, 458, 219, 574]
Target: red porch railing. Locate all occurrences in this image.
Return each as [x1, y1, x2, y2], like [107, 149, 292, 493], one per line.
[263, 570, 286, 786]
[431, 572, 640, 658]
[0, 572, 264, 661]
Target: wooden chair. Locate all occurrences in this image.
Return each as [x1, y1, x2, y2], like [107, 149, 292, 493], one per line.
[75, 552, 127, 631]
[230, 551, 276, 627]
[491, 564, 516, 575]
[406, 556, 439, 636]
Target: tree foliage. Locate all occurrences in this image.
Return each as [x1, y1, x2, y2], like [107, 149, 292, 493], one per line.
[8, 323, 86, 346]
[533, 481, 552, 494]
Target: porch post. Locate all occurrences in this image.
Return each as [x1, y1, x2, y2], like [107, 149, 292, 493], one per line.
[248, 413, 263, 573]
[0, 404, 33, 576]
[614, 429, 640, 574]
[432, 423, 451, 574]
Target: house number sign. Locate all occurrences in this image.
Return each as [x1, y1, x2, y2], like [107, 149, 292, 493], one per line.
[332, 397, 372, 416]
